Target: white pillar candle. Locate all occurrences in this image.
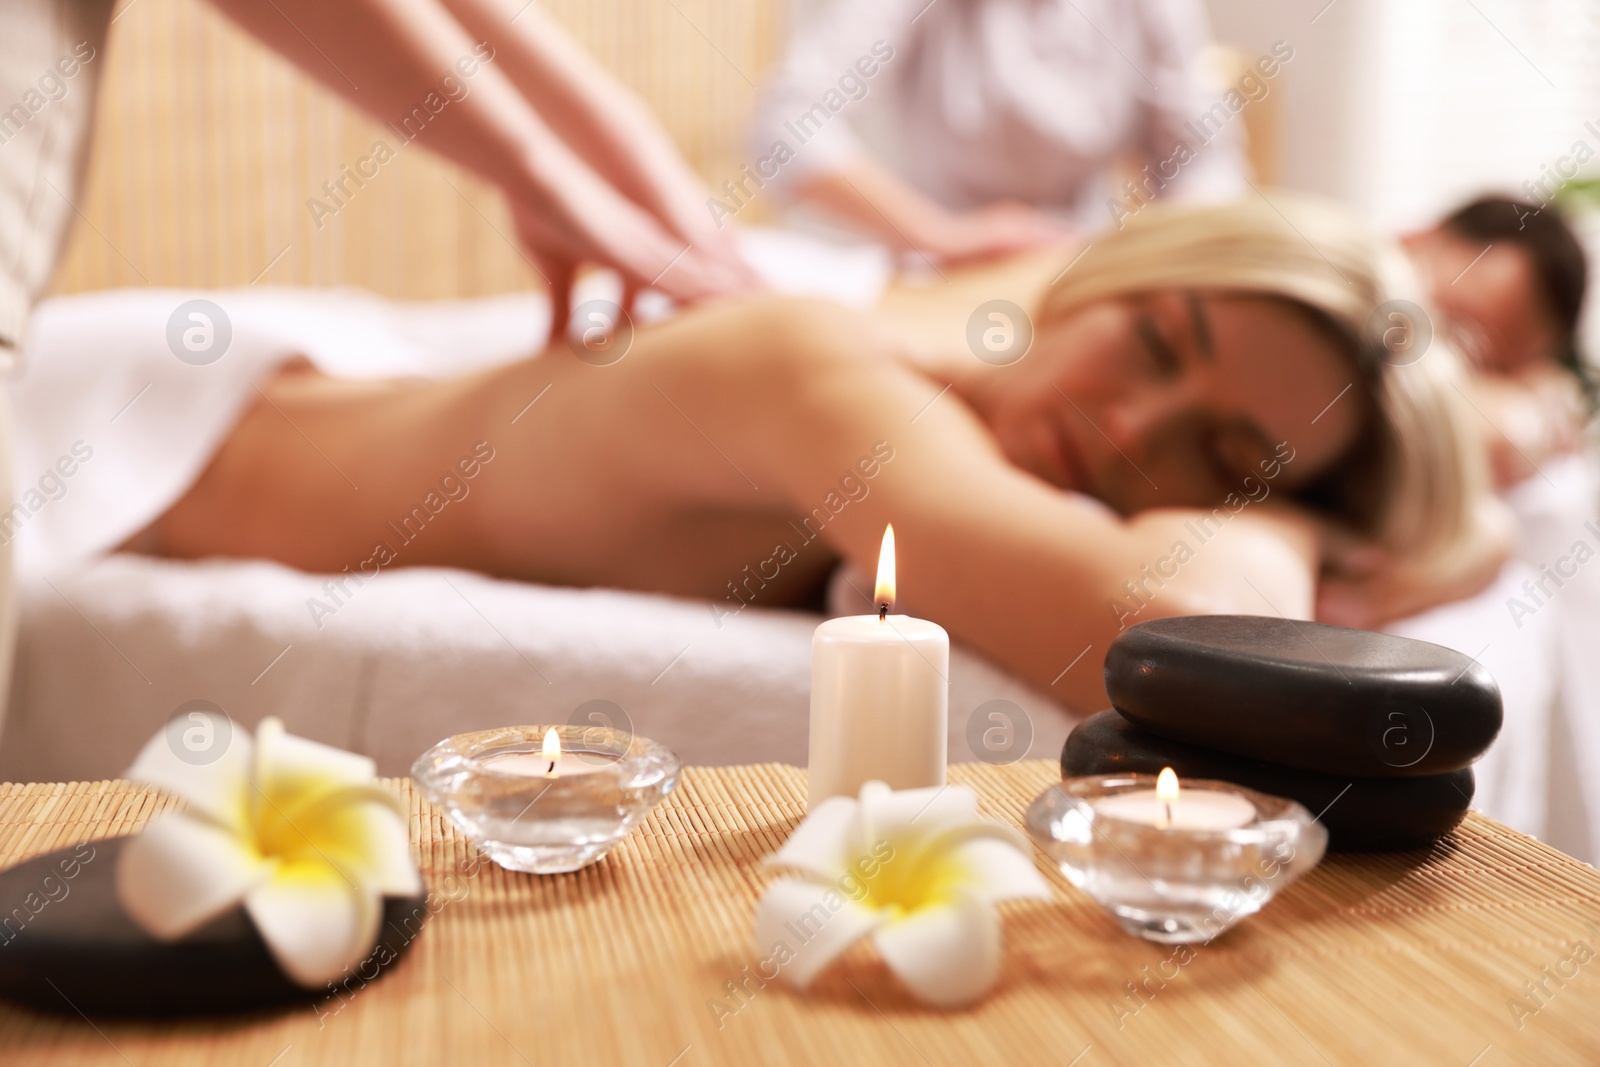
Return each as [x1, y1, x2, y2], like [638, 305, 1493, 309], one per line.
[808, 526, 949, 808]
[1094, 767, 1256, 830]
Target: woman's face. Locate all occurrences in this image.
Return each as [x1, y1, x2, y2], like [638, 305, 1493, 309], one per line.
[966, 290, 1363, 515]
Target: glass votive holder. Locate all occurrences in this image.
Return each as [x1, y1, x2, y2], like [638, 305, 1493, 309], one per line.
[412, 725, 681, 874]
[1025, 774, 1327, 944]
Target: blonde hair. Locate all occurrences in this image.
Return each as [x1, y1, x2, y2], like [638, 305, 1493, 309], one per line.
[1036, 194, 1485, 555]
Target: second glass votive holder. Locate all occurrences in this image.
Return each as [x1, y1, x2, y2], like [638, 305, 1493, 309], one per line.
[1026, 774, 1327, 943]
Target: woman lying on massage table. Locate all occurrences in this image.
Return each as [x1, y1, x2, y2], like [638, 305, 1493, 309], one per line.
[141, 196, 1508, 713]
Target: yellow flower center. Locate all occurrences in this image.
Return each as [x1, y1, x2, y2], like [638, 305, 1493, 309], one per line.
[851, 841, 972, 916]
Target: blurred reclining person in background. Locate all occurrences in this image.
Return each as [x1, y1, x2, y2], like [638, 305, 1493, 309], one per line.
[1403, 196, 1591, 488]
[137, 197, 1507, 712]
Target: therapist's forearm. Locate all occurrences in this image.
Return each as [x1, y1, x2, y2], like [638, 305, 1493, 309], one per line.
[206, 0, 554, 195]
[437, 0, 727, 253]
[205, 0, 729, 296]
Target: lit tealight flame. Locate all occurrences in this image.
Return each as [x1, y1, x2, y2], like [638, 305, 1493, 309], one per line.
[1157, 766, 1179, 827]
[543, 727, 561, 777]
[875, 524, 896, 619]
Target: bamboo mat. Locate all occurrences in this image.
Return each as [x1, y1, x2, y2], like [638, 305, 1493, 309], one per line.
[0, 762, 1596, 1066]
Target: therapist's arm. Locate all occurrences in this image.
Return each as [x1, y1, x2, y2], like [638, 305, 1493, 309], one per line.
[750, 0, 1066, 263]
[797, 161, 1070, 265]
[437, 0, 760, 312]
[204, 0, 756, 331]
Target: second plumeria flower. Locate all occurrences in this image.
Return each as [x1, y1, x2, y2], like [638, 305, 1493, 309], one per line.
[755, 780, 1051, 1007]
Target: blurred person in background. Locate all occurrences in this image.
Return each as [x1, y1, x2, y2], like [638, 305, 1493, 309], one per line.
[1403, 196, 1591, 488]
[745, 0, 1252, 264]
[0, 0, 756, 728]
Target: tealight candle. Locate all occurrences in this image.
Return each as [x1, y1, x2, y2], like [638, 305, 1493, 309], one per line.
[412, 725, 681, 874]
[807, 525, 949, 808]
[483, 728, 613, 778]
[1027, 772, 1328, 943]
[1093, 767, 1256, 830]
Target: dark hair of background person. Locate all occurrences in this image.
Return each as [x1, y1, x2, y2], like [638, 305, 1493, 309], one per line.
[1441, 195, 1593, 410]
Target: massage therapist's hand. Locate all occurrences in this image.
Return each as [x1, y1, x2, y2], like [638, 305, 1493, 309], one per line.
[923, 201, 1076, 266]
[1314, 497, 1514, 630]
[799, 163, 1071, 267]
[448, 0, 762, 332]
[205, 0, 760, 345]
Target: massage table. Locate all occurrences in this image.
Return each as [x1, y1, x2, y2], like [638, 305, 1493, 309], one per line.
[3, 236, 1595, 865]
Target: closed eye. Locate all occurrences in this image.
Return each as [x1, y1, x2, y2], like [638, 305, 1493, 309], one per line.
[1135, 312, 1182, 377]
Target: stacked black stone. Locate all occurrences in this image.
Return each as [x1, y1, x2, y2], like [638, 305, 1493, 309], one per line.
[1062, 615, 1503, 851]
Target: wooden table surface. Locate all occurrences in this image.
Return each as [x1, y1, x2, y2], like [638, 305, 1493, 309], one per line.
[0, 761, 1596, 1066]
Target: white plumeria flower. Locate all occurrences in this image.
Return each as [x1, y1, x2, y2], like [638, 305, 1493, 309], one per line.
[116, 714, 421, 987]
[756, 780, 1051, 1008]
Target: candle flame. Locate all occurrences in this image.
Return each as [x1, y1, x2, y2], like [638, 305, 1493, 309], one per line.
[875, 525, 896, 616]
[543, 728, 561, 777]
[1156, 766, 1179, 804]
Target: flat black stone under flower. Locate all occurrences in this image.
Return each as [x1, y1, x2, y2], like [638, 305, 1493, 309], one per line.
[0, 837, 428, 1017]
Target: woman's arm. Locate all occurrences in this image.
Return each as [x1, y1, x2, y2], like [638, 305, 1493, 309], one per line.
[1314, 494, 1513, 631]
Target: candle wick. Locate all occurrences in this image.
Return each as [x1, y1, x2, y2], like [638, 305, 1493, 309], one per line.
[878, 604, 888, 620]
[547, 759, 556, 775]
[1163, 801, 1172, 827]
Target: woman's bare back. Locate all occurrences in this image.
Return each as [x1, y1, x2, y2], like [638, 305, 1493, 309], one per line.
[152, 290, 1320, 711]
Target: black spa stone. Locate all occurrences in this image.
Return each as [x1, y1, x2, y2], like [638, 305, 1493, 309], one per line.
[0, 836, 429, 1017]
[1105, 615, 1502, 777]
[1063, 709, 1474, 851]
